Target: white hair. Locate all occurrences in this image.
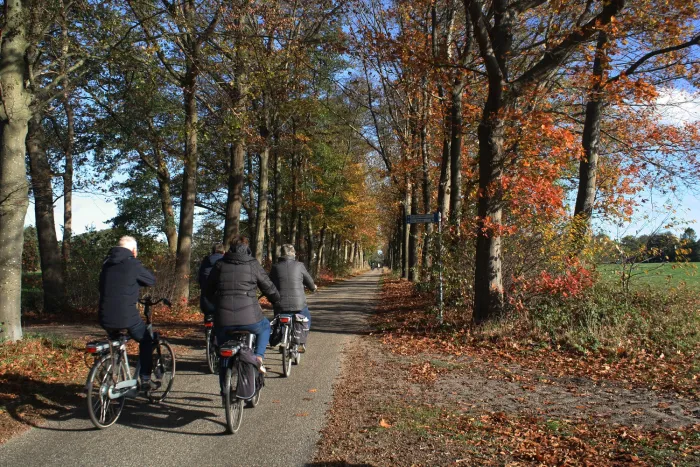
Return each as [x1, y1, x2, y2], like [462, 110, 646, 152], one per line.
[118, 236, 138, 251]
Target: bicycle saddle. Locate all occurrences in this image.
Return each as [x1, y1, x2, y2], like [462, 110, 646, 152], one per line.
[225, 330, 252, 337]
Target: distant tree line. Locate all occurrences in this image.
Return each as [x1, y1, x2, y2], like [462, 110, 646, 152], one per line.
[594, 228, 700, 263]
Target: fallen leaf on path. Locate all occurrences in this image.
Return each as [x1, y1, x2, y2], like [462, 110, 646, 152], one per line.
[379, 419, 392, 428]
[308, 388, 317, 393]
[296, 412, 309, 417]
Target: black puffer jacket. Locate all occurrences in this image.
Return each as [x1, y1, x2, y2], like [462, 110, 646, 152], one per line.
[269, 255, 316, 312]
[198, 252, 223, 287]
[98, 247, 156, 329]
[205, 244, 280, 327]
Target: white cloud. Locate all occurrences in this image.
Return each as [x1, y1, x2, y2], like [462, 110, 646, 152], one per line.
[655, 87, 700, 126]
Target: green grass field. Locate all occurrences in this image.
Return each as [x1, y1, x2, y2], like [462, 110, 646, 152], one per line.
[597, 263, 700, 291]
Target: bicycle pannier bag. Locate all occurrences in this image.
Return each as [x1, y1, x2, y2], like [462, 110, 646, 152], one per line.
[236, 347, 259, 399]
[268, 317, 282, 347]
[291, 314, 310, 345]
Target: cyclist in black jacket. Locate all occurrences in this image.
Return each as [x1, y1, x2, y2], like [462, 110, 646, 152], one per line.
[98, 236, 159, 391]
[205, 236, 280, 379]
[198, 243, 225, 318]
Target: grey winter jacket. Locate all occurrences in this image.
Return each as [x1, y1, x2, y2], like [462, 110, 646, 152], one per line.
[269, 256, 316, 312]
[205, 244, 280, 327]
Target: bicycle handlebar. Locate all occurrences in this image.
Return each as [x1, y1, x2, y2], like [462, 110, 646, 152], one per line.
[139, 296, 173, 308]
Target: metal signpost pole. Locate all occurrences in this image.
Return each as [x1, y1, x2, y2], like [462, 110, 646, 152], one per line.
[406, 212, 443, 325]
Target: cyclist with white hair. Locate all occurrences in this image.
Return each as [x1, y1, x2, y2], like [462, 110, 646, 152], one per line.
[98, 235, 159, 391]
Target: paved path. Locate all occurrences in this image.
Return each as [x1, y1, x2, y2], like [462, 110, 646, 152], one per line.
[1, 271, 381, 467]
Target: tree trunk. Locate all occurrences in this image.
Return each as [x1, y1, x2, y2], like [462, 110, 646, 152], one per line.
[0, 0, 31, 341]
[421, 123, 433, 275]
[315, 224, 326, 277]
[224, 140, 245, 247]
[448, 81, 464, 225]
[27, 115, 65, 312]
[154, 146, 177, 254]
[265, 208, 272, 264]
[402, 182, 411, 279]
[344, 241, 348, 262]
[473, 94, 506, 324]
[61, 93, 74, 263]
[254, 147, 270, 262]
[246, 151, 257, 239]
[174, 68, 199, 303]
[296, 212, 303, 255]
[349, 241, 355, 267]
[273, 147, 282, 261]
[574, 31, 608, 236]
[409, 182, 419, 282]
[437, 86, 451, 220]
[305, 216, 314, 272]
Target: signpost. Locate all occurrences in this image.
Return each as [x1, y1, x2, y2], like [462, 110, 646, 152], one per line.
[406, 213, 440, 224]
[406, 211, 444, 325]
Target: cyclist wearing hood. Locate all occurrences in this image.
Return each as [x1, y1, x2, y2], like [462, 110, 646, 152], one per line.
[198, 242, 225, 317]
[98, 236, 159, 390]
[205, 236, 280, 378]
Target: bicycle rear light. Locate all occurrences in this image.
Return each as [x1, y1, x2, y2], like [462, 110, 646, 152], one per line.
[220, 348, 234, 357]
[86, 343, 98, 353]
[279, 317, 291, 323]
[204, 322, 214, 328]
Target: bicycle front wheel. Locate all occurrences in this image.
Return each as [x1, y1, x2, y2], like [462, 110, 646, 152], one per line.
[148, 340, 176, 403]
[86, 356, 127, 429]
[206, 330, 219, 374]
[224, 367, 243, 433]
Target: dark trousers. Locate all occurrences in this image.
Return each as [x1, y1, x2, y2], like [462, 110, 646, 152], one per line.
[105, 320, 153, 378]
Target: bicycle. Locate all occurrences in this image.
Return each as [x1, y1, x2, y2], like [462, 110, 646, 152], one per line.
[272, 314, 307, 377]
[85, 296, 176, 429]
[219, 330, 263, 434]
[204, 315, 218, 374]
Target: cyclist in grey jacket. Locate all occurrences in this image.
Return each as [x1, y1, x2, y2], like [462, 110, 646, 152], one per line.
[269, 244, 317, 339]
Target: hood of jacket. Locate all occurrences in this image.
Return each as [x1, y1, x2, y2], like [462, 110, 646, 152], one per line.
[278, 255, 296, 262]
[223, 244, 255, 264]
[206, 252, 224, 266]
[103, 247, 134, 266]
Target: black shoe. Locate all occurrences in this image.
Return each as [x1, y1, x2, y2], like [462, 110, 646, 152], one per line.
[141, 379, 161, 393]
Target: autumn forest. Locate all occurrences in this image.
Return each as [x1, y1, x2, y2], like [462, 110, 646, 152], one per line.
[1, 0, 699, 345]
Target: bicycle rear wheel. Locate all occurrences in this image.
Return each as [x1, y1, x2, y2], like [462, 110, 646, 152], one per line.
[86, 356, 127, 429]
[206, 330, 219, 374]
[248, 372, 263, 408]
[224, 367, 243, 433]
[148, 340, 176, 403]
[282, 345, 292, 377]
